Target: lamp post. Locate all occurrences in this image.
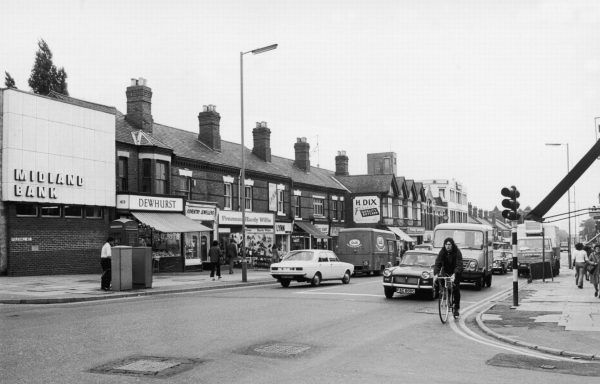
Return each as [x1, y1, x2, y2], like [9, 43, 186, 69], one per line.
[240, 43, 278, 282]
[545, 142, 571, 268]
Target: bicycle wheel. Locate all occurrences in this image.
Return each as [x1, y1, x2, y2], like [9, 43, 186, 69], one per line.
[438, 286, 450, 323]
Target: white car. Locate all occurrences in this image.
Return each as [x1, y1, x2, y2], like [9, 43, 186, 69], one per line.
[270, 249, 354, 287]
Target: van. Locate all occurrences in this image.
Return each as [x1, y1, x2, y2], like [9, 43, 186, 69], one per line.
[336, 228, 400, 275]
[432, 223, 493, 290]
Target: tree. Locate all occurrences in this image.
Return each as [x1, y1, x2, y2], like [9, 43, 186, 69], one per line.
[579, 218, 596, 242]
[4, 71, 16, 88]
[27, 39, 68, 96]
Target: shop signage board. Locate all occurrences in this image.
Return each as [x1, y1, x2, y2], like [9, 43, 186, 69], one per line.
[1, 89, 116, 206]
[313, 223, 329, 235]
[275, 222, 292, 234]
[353, 195, 380, 223]
[116, 194, 183, 212]
[218, 211, 274, 226]
[185, 202, 217, 221]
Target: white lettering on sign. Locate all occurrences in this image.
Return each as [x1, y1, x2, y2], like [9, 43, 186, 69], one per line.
[13, 169, 83, 200]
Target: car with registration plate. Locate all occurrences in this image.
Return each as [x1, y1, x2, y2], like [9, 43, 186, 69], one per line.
[270, 249, 354, 287]
[382, 250, 438, 300]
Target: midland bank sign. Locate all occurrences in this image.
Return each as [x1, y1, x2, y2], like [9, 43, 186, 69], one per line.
[12, 169, 85, 199]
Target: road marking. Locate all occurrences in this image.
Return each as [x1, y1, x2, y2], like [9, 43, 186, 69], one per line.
[296, 291, 383, 297]
[450, 288, 581, 362]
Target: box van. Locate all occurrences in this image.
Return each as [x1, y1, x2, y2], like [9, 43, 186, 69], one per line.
[432, 223, 494, 290]
[336, 228, 400, 275]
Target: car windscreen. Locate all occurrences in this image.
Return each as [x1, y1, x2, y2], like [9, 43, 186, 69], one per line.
[400, 253, 436, 267]
[283, 251, 315, 262]
[433, 230, 484, 250]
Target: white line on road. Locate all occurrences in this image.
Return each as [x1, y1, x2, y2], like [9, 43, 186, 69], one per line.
[296, 291, 383, 297]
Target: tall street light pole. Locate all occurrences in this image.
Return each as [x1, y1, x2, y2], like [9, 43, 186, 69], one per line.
[240, 43, 278, 282]
[545, 142, 571, 268]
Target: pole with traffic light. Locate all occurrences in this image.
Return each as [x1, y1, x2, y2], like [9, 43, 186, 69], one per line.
[501, 185, 521, 306]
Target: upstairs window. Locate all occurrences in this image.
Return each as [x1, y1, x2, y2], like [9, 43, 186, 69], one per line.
[141, 159, 152, 193]
[277, 189, 284, 214]
[117, 157, 128, 192]
[313, 198, 324, 216]
[155, 161, 168, 194]
[339, 200, 345, 221]
[294, 195, 301, 218]
[331, 199, 338, 220]
[224, 183, 232, 209]
[244, 186, 253, 211]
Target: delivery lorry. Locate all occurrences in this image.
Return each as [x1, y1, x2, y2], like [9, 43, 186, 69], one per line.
[336, 228, 400, 275]
[516, 221, 560, 277]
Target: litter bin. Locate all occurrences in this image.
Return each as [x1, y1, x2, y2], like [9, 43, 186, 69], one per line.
[529, 261, 553, 280]
[111, 246, 133, 291]
[132, 246, 153, 288]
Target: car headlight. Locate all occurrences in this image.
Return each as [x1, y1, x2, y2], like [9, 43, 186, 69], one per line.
[383, 269, 392, 277]
[421, 271, 431, 279]
[468, 260, 477, 269]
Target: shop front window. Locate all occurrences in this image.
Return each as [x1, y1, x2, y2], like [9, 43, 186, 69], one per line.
[85, 206, 103, 219]
[152, 232, 181, 258]
[16, 204, 38, 217]
[40, 205, 60, 217]
[64, 205, 83, 218]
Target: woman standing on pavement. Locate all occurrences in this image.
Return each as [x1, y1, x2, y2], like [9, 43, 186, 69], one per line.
[589, 244, 600, 297]
[573, 243, 589, 289]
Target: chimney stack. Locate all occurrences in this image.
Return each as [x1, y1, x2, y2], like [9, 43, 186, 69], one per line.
[252, 121, 271, 162]
[335, 150, 349, 176]
[294, 137, 310, 172]
[198, 105, 221, 151]
[126, 78, 153, 133]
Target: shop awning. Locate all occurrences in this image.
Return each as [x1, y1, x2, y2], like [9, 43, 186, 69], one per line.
[387, 227, 415, 242]
[295, 221, 330, 239]
[132, 212, 213, 233]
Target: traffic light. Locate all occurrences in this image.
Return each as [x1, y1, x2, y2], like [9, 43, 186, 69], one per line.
[501, 186, 521, 221]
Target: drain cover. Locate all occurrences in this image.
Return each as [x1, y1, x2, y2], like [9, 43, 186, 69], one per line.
[243, 342, 313, 358]
[90, 355, 203, 378]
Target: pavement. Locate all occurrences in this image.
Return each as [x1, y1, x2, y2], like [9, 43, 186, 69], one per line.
[1, 263, 599, 361]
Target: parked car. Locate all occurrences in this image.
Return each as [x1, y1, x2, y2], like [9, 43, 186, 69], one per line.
[270, 249, 354, 287]
[382, 250, 438, 300]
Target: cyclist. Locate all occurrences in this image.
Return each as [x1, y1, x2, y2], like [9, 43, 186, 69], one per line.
[434, 237, 464, 317]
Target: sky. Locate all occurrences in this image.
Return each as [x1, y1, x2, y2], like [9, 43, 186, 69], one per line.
[2, 0, 599, 234]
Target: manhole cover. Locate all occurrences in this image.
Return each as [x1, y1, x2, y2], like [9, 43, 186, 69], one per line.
[243, 343, 313, 358]
[89, 355, 203, 378]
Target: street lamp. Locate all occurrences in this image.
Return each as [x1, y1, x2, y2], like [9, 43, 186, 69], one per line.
[545, 142, 572, 268]
[240, 43, 278, 282]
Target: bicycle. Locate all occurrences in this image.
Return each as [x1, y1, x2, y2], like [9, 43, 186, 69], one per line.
[435, 275, 458, 324]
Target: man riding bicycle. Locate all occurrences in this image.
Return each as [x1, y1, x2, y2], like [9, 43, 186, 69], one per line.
[434, 237, 463, 317]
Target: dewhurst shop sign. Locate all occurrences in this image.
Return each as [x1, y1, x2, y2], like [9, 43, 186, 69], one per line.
[13, 169, 84, 199]
[116, 194, 183, 212]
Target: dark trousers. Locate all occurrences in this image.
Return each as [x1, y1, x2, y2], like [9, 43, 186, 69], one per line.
[453, 276, 461, 310]
[100, 258, 111, 289]
[210, 261, 221, 278]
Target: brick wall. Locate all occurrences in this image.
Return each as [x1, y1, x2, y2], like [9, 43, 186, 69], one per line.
[0, 91, 6, 274]
[6, 205, 109, 276]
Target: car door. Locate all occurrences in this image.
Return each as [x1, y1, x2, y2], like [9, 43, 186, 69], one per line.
[317, 252, 332, 279]
[328, 252, 345, 278]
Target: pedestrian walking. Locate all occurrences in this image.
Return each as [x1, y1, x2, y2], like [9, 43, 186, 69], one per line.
[100, 237, 115, 290]
[226, 238, 237, 274]
[573, 243, 589, 289]
[272, 243, 281, 264]
[208, 240, 222, 281]
[588, 244, 600, 297]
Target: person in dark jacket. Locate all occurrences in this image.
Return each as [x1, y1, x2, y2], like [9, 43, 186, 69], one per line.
[226, 238, 237, 274]
[208, 240, 222, 281]
[434, 237, 464, 317]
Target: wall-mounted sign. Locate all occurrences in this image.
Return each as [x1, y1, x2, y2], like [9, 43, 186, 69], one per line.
[353, 195, 380, 223]
[116, 194, 183, 212]
[218, 211, 274, 226]
[275, 222, 292, 234]
[313, 223, 329, 235]
[185, 202, 216, 221]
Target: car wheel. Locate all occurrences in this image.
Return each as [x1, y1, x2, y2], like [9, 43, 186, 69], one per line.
[475, 276, 483, 291]
[342, 270, 351, 284]
[280, 279, 291, 288]
[384, 286, 394, 299]
[310, 273, 322, 287]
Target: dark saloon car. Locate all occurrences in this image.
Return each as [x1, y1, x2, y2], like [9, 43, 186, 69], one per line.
[382, 250, 438, 300]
